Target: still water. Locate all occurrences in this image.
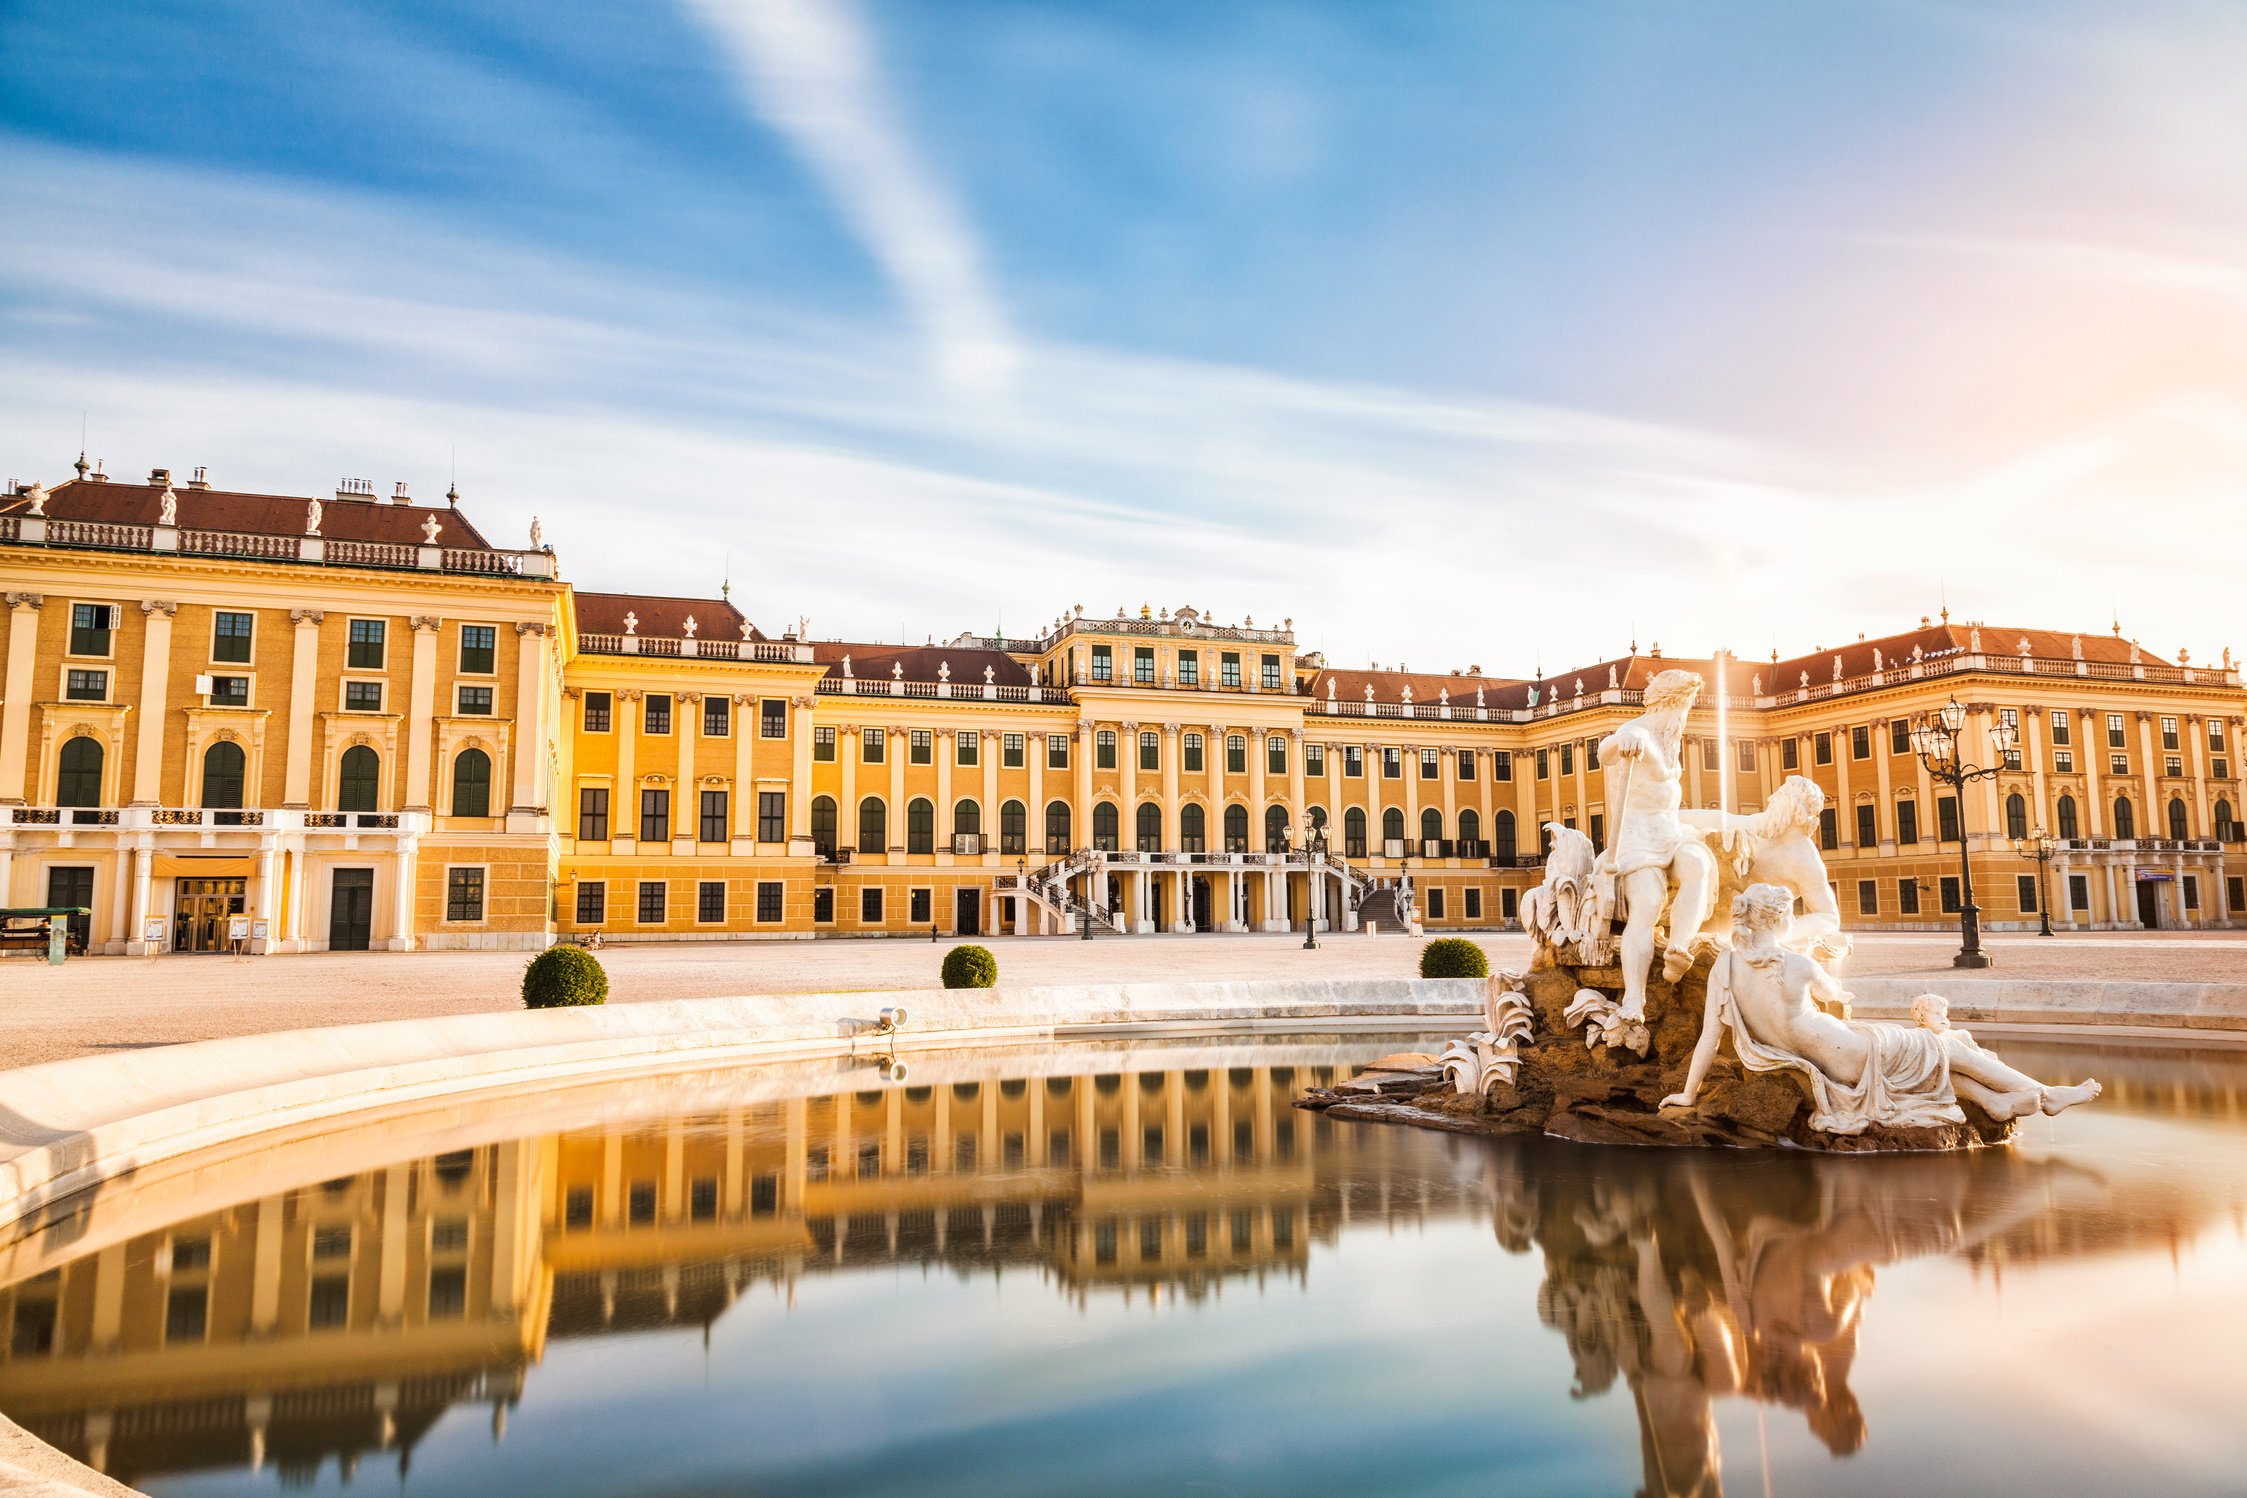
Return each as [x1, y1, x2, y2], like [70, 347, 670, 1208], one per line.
[1, 1034, 2242, 1497]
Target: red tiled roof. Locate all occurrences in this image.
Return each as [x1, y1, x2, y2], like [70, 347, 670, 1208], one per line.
[575, 591, 758, 641]
[3, 478, 505, 550]
[1765, 622, 2164, 687]
[811, 641, 1035, 687]
[1309, 667, 1529, 709]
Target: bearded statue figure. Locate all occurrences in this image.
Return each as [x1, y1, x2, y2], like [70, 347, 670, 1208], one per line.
[1592, 668, 1719, 1022]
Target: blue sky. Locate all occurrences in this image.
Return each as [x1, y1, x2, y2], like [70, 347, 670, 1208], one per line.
[3, 0, 2243, 670]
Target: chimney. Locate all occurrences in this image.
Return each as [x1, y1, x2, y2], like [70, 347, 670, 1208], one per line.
[393, 481, 412, 504]
[89, 460, 108, 482]
[149, 467, 171, 487]
[336, 477, 376, 502]
[189, 466, 211, 489]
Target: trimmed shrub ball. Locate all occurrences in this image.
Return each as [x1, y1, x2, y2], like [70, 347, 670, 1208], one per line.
[941, 943, 998, 989]
[1419, 937, 1489, 980]
[523, 944, 609, 1008]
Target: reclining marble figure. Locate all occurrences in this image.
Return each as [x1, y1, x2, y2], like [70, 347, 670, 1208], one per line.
[1662, 884, 2102, 1133]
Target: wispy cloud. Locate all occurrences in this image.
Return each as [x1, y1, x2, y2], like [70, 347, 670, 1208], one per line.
[681, 0, 1019, 390]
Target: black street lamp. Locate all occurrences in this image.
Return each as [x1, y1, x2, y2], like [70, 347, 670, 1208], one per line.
[1298, 813, 1328, 949]
[2012, 825, 2057, 938]
[1908, 696, 2019, 969]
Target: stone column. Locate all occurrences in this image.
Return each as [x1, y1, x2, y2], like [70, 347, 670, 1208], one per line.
[0, 594, 43, 802]
[790, 697, 815, 840]
[675, 693, 700, 849]
[1288, 728, 1307, 829]
[2081, 711, 2104, 834]
[1028, 729, 1046, 856]
[404, 616, 441, 811]
[510, 622, 551, 817]
[891, 724, 910, 857]
[838, 723, 858, 853]
[285, 840, 307, 949]
[732, 696, 755, 841]
[1075, 721, 1094, 849]
[127, 843, 154, 954]
[1248, 730, 1269, 848]
[2139, 713, 2160, 841]
[1161, 723, 1181, 848]
[615, 691, 641, 846]
[980, 730, 998, 861]
[934, 728, 955, 865]
[1365, 743, 1384, 855]
[251, 1196, 285, 1334]
[1206, 724, 1225, 843]
[136, 600, 180, 805]
[1120, 721, 1140, 842]
[389, 843, 418, 950]
[1402, 744, 1421, 847]
[1872, 724, 1897, 855]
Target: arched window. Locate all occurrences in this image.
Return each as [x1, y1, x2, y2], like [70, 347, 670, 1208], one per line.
[201, 740, 246, 809]
[1381, 807, 1405, 849]
[1458, 808, 1480, 848]
[56, 736, 103, 807]
[858, 796, 887, 854]
[2168, 796, 2189, 841]
[1046, 800, 1072, 853]
[954, 799, 982, 839]
[2217, 798, 2237, 842]
[1343, 807, 1368, 858]
[2056, 795, 2078, 840]
[337, 745, 380, 812]
[1092, 802, 1119, 852]
[1180, 803, 1206, 853]
[1136, 801, 1163, 852]
[451, 748, 491, 817]
[2112, 797, 2135, 841]
[1493, 809, 1517, 863]
[1224, 803, 1249, 853]
[1420, 808, 1443, 846]
[1265, 804, 1289, 852]
[811, 795, 838, 856]
[1308, 805, 1327, 830]
[2004, 792, 2027, 841]
[907, 797, 935, 854]
[1000, 799, 1026, 854]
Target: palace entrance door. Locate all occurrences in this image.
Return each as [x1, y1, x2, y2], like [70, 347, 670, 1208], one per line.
[173, 878, 246, 953]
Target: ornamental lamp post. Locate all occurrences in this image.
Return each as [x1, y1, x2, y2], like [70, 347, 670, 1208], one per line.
[1908, 695, 2017, 969]
[2013, 825, 2057, 938]
[1300, 812, 1328, 950]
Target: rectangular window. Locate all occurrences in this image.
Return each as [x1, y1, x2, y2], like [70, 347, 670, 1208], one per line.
[1307, 743, 1326, 776]
[1590, 812, 1605, 848]
[65, 668, 110, 702]
[644, 694, 672, 734]
[1857, 879, 1878, 916]
[1891, 719, 1910, 755]
[1738, 740, 1755, 772]
[1090, 644, 1112, 682]
[459, 624, 496, 674]
[1137, 730, 1159, 771]
[2110, 754, 2129, 776]
[1344, 745, 1364, 777]
[756, 880, 783, 922]
[2054, 749, 2076, 774]
[697, 880, 726, 922]
[1134, 646, 1155, 684]
[1464, 887, 1482, 920]
[956, 730, 978, 766]
[1939, 876, 1961, 913]
[344, 680, 383, 712]
[583, 691, 611, 732]
[2210, 719, 2226, 750]
[1221, 652, 1241, 688]
[1419, 747, 1438, 780]
[1700, 738, 1717, 772]
[1856, 804, 1877, 847]
[703, 697, 730, 736]
[813, 887, 834, 923]
[456, 685, 493, 715]
[2167, 755, 2184, 777]
[1048, 734, 1069, 769]
[1457, 749, 1475, 780]
[907, 729, 932, 765]
[2051, 710, 2070, 745]
[578, 787, 609, 841]
[640, 788, 670, 843]
[860, 887, 883, 923]
[445, 868, 485, 922]
[1819, 807, 1838, 851]
[1896, 800, 1919, 845]
[1096, 730, 1116, 769]
[1782, 738, 1800, 771]
[2017, 874, 2038, 913]
[1536, 748, 1550, 780]
[1898, 878, 1920, 915]
[2161, 716, 2179, 750]
[758, 791, 785, 843]
[577, 881, 605, 924]
[1814, 732, 1833, 766]
[761, 698, 787, 738]
[813, 726, 836, 761]
[2073, 874, 2094, 912]
[1500, 887, 1518, 920]
[910, 887, 931, 924]
[1561, 743, 1576, 777]
[347, 618, 386, 669]
[637, 881, 666, 923]
[2183, 876, 2200, 911]
[68, 602, 116, 657]
[1178, 650, 1199, 686]
[1261, 654, 1281, 690]
[1275, 737, 1294, 776]
[1494, 750, 1512, 781]
[1851, 725, 1870, 760]
[861, 728, 884, 763]
[699, 790, 728, 843]
[1382, 747, 1402, 779]
[2107, 713, 2126, 749]
[1227, 735, 1248, 774]
[1427, 887, 1446, 920]
[1003, 733, 1025, 768]
[213, 610, 254, 663]
[1937, 796, 1960, 843]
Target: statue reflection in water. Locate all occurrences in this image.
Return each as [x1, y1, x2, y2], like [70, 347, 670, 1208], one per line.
[1488, 1142, 2101, 1498]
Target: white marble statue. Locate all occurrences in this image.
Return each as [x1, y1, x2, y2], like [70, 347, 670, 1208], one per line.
[158, 484, 177, 526]
[1519, 822, 1596, 951]
[1681, 775, 1849, 961]
[304, 497, 322, 536]
[1663, 885, 2101, 1132]
[1591, 669, 1718, 1022]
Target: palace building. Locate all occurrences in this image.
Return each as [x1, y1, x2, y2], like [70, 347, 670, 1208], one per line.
[4, 461, 2242, 955]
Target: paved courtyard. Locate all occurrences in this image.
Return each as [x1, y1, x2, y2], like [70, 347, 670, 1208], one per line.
[4, 929, 2246, 1068]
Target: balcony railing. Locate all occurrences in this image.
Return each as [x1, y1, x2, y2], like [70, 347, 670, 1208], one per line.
[5, 806, 429, 834]
[5, 513, 557, 578]
[811, 675, 1070, 703]
[578, 633, 816, 664]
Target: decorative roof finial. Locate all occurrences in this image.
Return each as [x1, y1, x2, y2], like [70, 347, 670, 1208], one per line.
[73, 451, 88, 479]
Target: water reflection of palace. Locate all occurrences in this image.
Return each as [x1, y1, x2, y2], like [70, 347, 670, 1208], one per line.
[0, 1062, 1481, 1489]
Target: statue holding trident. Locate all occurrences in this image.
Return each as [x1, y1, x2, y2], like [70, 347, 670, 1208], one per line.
[1592, 668, 1719, 1022]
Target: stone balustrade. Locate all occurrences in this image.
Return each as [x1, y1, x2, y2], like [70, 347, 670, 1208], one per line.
[4, 514, 558, 578]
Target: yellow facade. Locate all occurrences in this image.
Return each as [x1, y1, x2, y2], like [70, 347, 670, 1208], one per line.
[5, 467, 2243, 953]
